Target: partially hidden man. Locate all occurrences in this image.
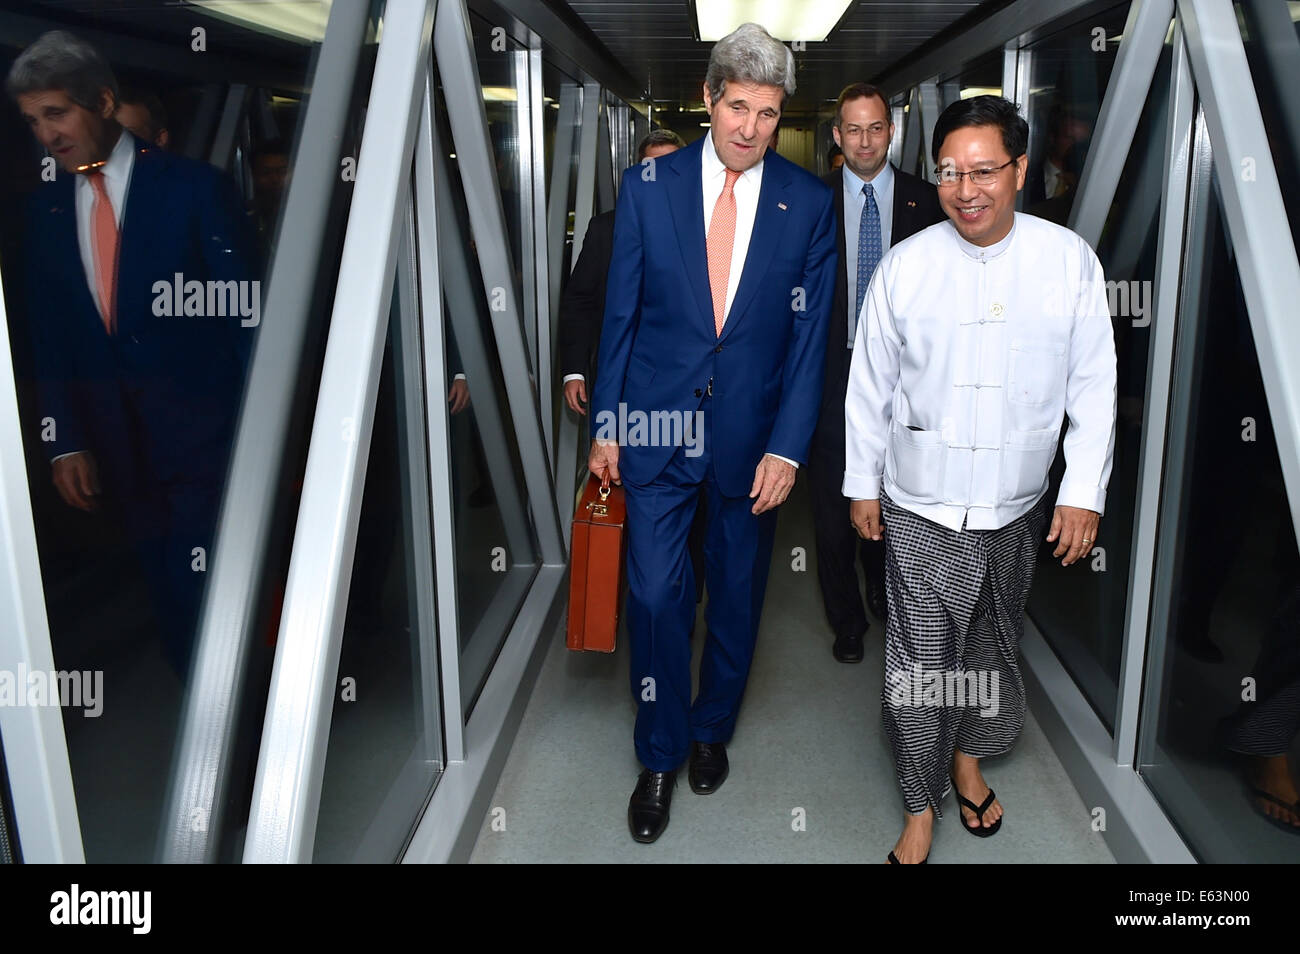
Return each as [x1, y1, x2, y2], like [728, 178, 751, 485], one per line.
[588, 22, 837, 844]
[844, 96, 1117, 864]
[810, 82, 943, 664]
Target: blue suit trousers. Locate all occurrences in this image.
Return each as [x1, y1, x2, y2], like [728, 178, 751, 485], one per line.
[622, 397, 780, 771]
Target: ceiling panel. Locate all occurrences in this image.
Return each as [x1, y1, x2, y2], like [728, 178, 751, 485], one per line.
[566, 0, 989, 114]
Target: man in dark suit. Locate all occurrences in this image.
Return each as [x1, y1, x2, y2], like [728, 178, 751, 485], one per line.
[9, 31, 258, 676]
[810, 82, 944, 664]
[588, 22, 837, 844]
[559, 129, 685, 415]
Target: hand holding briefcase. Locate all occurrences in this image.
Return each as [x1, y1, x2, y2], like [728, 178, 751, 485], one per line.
[567, 474, 627, 652]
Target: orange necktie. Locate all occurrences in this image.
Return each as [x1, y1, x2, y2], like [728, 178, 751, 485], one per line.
[87, 170, 119, 335]
[707, 168, 742, 337]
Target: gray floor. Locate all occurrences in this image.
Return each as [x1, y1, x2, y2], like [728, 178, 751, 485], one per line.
[470, 478, 1116, 863]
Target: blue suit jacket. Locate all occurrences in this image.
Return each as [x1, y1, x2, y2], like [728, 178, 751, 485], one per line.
[590, 137, 837, 497]
[24, 134, 258, 495]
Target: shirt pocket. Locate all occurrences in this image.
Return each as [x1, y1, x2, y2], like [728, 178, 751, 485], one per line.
[1007, 338, 1067, 406]
[887, 423, 945, 499]
[1000, 425, 1060, 502]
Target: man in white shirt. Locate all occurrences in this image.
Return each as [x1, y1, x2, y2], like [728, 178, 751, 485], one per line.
[843, 95, 1117, 864]
[588, 23, 836, 844]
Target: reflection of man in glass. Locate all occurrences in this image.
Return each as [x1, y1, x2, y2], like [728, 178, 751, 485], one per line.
[9, 31, 258, 676]
[845, 96, 1116, 863]
[1026, 104, 1090, 222]
[249, 137, 289, 263]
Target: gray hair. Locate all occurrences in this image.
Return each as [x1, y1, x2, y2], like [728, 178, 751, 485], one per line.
[5, 30, 118, 111]
[705, 22, 796, 107]
[636, 128, 686, 160]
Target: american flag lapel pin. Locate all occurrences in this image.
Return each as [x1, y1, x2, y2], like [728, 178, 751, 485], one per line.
[778, 202, 787, 211]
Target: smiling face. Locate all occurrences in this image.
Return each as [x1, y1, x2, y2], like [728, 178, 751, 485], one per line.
[18, 87, 119, 173]
[703, 79, 783, 173]
[833, 93, 893, 182]
[936, 124, 1027, 247]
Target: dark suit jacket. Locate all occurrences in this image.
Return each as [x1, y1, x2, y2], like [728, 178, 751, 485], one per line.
[24, 133, 258, 495]
[815, 164, 945, 446]
[556, 209, 614, 383]
[591, 138, 837, 497]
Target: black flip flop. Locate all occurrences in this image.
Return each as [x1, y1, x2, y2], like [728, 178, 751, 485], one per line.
[888, 849, 928, 864]
[952, 778, 1002, 837]
[1249, 786, 1300, 836]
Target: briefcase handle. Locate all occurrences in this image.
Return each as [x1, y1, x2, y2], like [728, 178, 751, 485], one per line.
[588, 476, 612, 516]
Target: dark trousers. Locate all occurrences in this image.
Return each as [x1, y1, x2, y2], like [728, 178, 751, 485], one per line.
[114, 476, 222, 679]
[622, 398, 779, 771]
[809, 348, 885, 638]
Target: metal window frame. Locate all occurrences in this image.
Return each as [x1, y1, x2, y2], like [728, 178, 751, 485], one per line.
[1111, 17, 1195, 767]
[0, 285, 83, 864]
[528, 42, 554, 453]
[1178, 0, 1300, 536]
[434, 0, 565, 568]
[242, 0, 436, 864]
[1069, 0, 1175, 246]
[415, 70, 467, 765]
[160, 0, 379, 864]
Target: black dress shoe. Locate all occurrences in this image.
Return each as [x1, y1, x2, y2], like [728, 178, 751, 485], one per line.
[833, 631, 865, 663]
[688, 741, 729, 794]
[866, 583, 888, 622]
[628, 769, 676, 843]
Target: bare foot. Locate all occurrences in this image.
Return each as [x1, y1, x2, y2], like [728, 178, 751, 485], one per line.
[887, 806, 933, 863]
[1248, 754, 1300, 828]
[952, 750, 1003, 832]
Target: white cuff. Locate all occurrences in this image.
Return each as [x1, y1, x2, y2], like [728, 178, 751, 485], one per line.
[562, 373, 585, 384]
[767, 453, 799, 470]
[453, 373, 466, 381]
[51, 451, 84, 463]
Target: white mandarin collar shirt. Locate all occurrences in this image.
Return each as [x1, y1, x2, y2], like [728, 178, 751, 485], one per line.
[842, 161, 894, 348]
[701, 130, 763, 324]
[842, 213, 1117, 532]
[75, 129, 135, 319]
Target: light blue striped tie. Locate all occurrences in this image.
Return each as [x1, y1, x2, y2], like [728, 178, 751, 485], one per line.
[855, 183, 882, 335]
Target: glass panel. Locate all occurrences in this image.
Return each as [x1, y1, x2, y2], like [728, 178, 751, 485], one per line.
[1026, 19, 1173, 733]
[431, 71, 541, 718]
[0, 1, 384, 861]
[1140, 164, 1300, 863]
[314, 225, 442, 863]
[472, 10, 530, 308]
[937, 49, 1002, 109]
[1022, 3, 1130, 221]
[1237, 0, 1300, 252]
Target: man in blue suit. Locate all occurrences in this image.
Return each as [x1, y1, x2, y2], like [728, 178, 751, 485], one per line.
[9, 31, 257, 676]
[588, 22, 837, 843]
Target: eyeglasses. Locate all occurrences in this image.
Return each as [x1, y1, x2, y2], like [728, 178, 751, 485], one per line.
[839, 123, 889, 140]
[935, 157, 1019, 187]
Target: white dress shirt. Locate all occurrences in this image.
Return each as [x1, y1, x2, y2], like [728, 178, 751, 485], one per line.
[75, 129, 134, 321]
[54, 131, 135, 464]
[700, 134, 797, 470]
[842, 213, 1117, 531]
[842, 160, 893, 348]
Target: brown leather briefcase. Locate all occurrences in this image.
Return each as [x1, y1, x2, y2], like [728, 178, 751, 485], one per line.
[567, 475, 627, 652]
